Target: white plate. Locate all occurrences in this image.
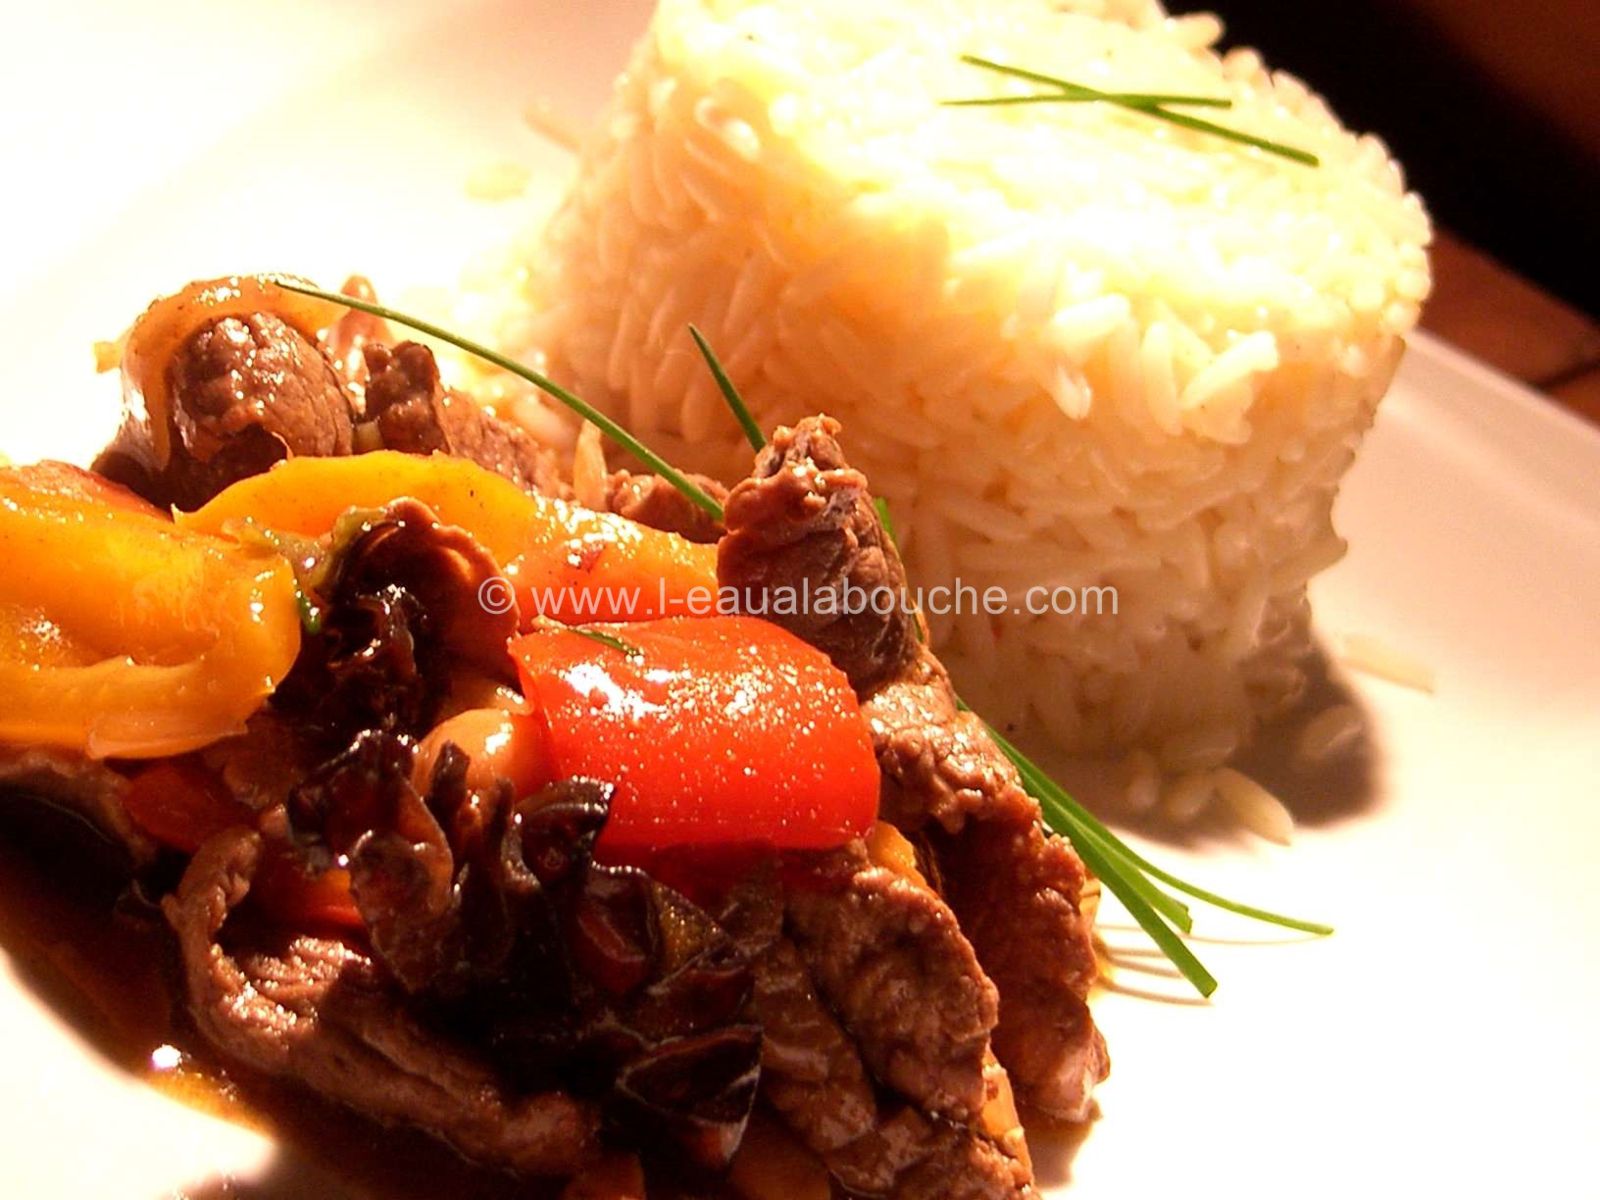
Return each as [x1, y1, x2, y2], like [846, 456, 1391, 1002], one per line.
[3, 3, 1598, 1197]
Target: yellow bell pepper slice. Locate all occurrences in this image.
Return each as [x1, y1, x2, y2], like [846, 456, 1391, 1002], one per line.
[0, 463, 300, 758]
[180, 451, 718, 622]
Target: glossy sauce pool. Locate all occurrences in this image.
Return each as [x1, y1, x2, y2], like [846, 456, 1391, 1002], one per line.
[0, 791, 741, 1200]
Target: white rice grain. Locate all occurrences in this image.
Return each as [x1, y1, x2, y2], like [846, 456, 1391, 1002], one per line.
[1295, 702, 1365, 762]
[1122, 750, 1162, 814]
[1161, 770, 1217, 823]
[1214, 767, 1295, 844]
[1336, 633, 1438, 693]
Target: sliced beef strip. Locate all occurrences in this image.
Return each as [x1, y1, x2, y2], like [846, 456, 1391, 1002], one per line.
[163, 827, 603, 1176]
[97, 313, 357, 511]
[933, 820, 1109, 1121]
[716, 416, 1108, 1120]
[605, 470, 727, 544]
[718, 417, 920, 694]
[362, 341, 563, 496]
[865, 655, 1108, 1118]
[199, 712, 315, 817]
[864, 653, 1036, 835]
[173, 313, 355, 460]
[783, 846, 996, 1122]
[97, 280, 567, 508]
[719, 872, 1034, 1200]
[0, 746, 154, 866]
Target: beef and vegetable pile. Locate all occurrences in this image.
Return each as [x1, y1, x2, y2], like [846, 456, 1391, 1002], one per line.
[0, 277, 1106, 1198]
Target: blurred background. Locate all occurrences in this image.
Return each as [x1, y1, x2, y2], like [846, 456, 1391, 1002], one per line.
[1178, 0, 1600, 419]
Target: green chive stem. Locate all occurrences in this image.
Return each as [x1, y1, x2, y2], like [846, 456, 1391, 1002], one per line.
[873, 496, 897, 543]
[943, 93, 1228, 109]
[986, 716, 1329, 932]
[689, 325, 765, 453]
[1002, 737, 1331, 934]
[952, 54, 1319, 167]
[1130, 105, 1321, 167]
[269, 279, 724, 521]
[295, 589, 324, 637]
[1061, 808, 1218, 996]
[1107, 844, 1334, 935]
[988, 725, 1212, 992]
[574, 628, 644, 657]
[957, 54, 1228, 108]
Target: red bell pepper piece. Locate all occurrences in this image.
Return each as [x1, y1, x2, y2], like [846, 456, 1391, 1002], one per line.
[121, 759, 255, 855]
[509, 616, 878, 863]
[123, 759, 363, 930]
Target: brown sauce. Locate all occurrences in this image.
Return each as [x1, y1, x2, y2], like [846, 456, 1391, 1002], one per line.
[0, 791, 747, 1200]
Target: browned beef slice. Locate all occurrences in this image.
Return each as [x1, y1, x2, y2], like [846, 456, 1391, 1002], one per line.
[163, 828, 603, 1176]
[721, 884, 1033, 1199]
[606, 470, 727, 544]
[362, 341, 562, 494]
[0, 747, 154, 866]
[784, 849, 997, 1122]
[174, 314, 354, 460]
[718, 417, 920, 693]
[865, 652, 1035, 834]
[112, 313, 357, 509]
[864, 658, 1110, 1121]
[935, 820, 1109, 1122]
[716, 418, 1109, 1120]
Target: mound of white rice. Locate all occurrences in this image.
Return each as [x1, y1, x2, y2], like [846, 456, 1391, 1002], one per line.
[492, 0, 1432, 769]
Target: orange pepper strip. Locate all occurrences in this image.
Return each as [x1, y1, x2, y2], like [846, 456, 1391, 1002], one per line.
[510, 616, 879, 865]
[0, 464, 300, 759]
[178, 452, 718, 623]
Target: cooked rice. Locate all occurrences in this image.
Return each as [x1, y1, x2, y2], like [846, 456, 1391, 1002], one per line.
[1213, 766, 1294, 844]
[1120, 749, 1162, 814]
[483, 0, 1432, 766]
[464, 161, 533, 203]
[522, 99, 585, 154]
[1294, 702, 1364, 762]
[1160, 770, 1217, 824]
[1334, 633, 1437, 693]
[570, 421, 610, 509]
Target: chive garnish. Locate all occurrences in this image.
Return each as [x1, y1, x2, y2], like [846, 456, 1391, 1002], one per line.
[951, 55, 1231, 108]
[1017, 759, 1333, 936]
[268, 279, 725, 522]
[295, 589, 325, 637]
[873, 497, 899, 546]
[946, 53, 1320, 167]
[689, 325, 765, 453]
[574, 628, 643, 657]
[942, 93, 1223, 109]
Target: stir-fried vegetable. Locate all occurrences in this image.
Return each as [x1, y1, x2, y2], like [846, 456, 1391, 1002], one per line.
[511, 616, 879, 864]
[179, 452, 718, 622]
[120, 759, 252, 853]
[0, 463, 301, 758]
